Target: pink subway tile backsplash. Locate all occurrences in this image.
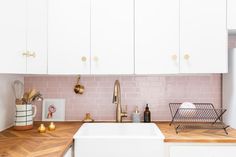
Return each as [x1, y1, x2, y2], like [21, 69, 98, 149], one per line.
[229, 35, 236, 49]
[25, 75, 221, 121]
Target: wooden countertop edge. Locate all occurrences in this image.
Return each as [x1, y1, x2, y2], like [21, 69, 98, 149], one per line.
[60, 138, 73, 157]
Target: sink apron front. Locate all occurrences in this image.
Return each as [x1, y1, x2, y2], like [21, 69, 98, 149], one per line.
[74, 123, 165, 157]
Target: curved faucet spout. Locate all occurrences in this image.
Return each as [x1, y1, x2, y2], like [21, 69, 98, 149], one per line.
[112, 80, 120, 104]
[112, 80, 127, 122]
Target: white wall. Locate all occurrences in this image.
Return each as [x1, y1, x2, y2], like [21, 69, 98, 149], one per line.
[0, 75, 23, 131]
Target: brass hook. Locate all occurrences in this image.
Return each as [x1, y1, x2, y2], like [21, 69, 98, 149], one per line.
[76, 75, 81, 84]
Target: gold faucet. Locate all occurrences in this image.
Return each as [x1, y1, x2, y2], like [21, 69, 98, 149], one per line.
[112, 80, 127, 122]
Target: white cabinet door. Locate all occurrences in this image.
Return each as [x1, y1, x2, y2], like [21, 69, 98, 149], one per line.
[227, 0, 236, 30]
[27, 0, 47, 74]
[48, 0, 90, 74]
[0, 0, 27, 74]
[170, 146, 236, 157]
[180, 0, 227, 73]
[212, 146, 236, 157]
[170, 146, 212, 157]
[135, 0, 179, 74]
[91, 0, 134, 74]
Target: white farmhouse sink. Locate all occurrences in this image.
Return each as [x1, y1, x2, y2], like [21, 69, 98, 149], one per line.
[73, 123, 165, 157]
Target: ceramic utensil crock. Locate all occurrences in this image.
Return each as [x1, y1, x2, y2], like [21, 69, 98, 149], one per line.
[14, 104, 37, 130]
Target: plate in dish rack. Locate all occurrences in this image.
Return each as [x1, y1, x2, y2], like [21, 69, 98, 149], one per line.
[179, 102, 196, 117]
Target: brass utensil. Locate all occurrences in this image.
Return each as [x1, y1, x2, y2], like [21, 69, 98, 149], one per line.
[28, 89, 37, 101]
[31, 92, 43, 102]
[74, 76, 85, 94]
[21, 90, 43, 104]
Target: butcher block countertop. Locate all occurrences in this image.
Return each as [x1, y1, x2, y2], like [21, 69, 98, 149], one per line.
[157, 122, 236, 143]
[1, 122, 236, 157]
[0, 122, 82, 157]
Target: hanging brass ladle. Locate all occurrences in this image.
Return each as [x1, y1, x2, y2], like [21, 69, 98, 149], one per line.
[74, 76, 85, 94]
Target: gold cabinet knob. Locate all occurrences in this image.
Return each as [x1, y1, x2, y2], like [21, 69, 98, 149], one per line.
[184, 54, 190, 60]
[93, 56, 99, 62]
[22, 51, 36, 58]
[22, 51, 30, 57]
[28, 51, 36, 58]
[171, 54, 178, 61]
[81, 56, 87, 62]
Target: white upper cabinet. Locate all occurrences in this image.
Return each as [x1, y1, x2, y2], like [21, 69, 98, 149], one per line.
[0, 0, 27, 74]
[0, 0, 47, 74]
[135, 0, 179, 74]
[48, 0, 134, 75]
[48, 0, 90, 74]
[0, 0, 228, 74]
[227, 0, 236, 30]
[180, 0, 227, 73]
[91, 0, 134, 74]
[135, 0, 227, 74]
[27, 0, 47, 74]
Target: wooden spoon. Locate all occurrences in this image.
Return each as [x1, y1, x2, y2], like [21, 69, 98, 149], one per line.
[28, 89, 37, 102]
[22, 92, 29, 104]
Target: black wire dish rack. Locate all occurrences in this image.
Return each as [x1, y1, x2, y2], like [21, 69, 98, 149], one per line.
[169, 103, 230, 134]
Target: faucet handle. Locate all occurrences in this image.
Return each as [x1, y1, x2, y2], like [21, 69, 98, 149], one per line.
[121, 105, 128, 118]
[121, 112, 128, 118]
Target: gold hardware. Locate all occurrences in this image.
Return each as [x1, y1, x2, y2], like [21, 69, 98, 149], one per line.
[48, 122, 56, 131]
[22, 51, 29, 57]
[22, 51, 36, 58]
[93, 56, 99, 62]
[171, 54, 177, 61]
[112, 80, 127, 122]
[28, 52, 36, 58]
[74, 75, 85, 95]
[83, 113, 94, 123]
[184, 54, 190, 60]
[81, 56, 87, 62]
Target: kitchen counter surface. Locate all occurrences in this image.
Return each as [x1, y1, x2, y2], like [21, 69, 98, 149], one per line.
[157, 122, 236, 143]
[0, 122, 82, 157]
[1, 122, 236, 157]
